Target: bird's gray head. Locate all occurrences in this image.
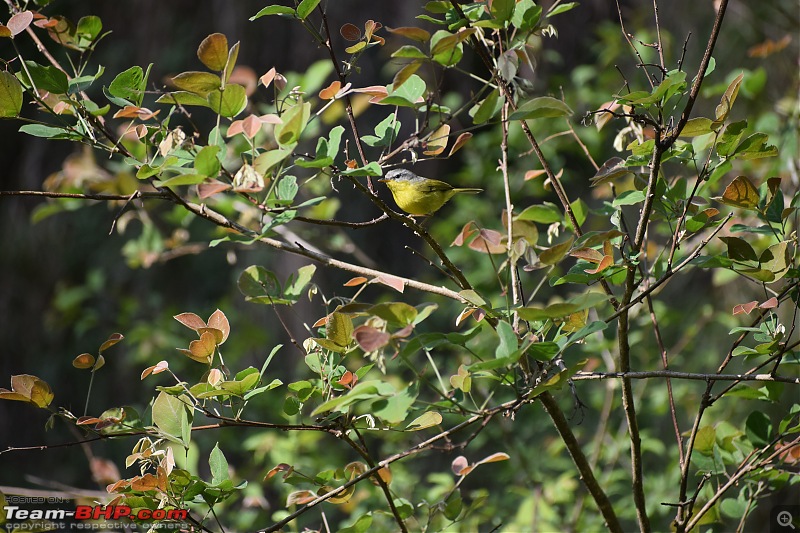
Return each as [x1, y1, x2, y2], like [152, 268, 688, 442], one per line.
[383, 168, 423, 183]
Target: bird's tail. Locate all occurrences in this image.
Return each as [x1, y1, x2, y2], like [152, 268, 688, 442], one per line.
[453, 188, 483, 194]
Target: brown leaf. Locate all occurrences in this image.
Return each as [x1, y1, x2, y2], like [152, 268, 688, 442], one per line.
[386, 26, 431, 42]
[716, 175, 759, 210]
[99, 333, 124, 353]
[594, 100, 620, 131]
[468, 229, 506, 254]
[524, 169, 547, 181]
[187, 331, 217, 364]
[340, 23, 361, 41]
[197, 180, 231, 199]
[732, 301, 758, 316]
[759, 297, 778, 309]
[375, 274, 405, 293]
[448, 132, 472, 156]
[344, 276, 368, 287]
[569, 247, 604, 263]
[585, 255, 613, 274]
[197, 33, 229, 71]
[207, 309, 230, 344]
[130, 473, 161, 492]
[422, 124, 450, 156]
[319, 80, 341, 100]
[451, 221, 478, 247]
[353, 325, 391, 352]
[747, 35, 791, 58]
[174, 312, 206, 331]
[286, 490, 316, 506]
[264, 463, 293, 481]
[141, 361, 169, 380]
[72, 353, 96, 369]
[337, 370, 357, 389]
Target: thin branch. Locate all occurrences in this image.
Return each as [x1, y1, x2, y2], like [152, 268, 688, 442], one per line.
[573, 370, 800, 384]
[0, 190, 168, 200]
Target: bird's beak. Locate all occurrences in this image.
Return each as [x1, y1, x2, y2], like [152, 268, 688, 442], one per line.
[378, 178, 388, 182]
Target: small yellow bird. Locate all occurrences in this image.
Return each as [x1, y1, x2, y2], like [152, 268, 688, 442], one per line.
[379, 169, 483, 216]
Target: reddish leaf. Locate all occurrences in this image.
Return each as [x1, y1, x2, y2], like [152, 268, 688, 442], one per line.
[353, 325, 391, 352]
[130, 473, 160, 492]
[207, 309, 231, 344]
[286, 490, 316, 506]
[448, 132, 472, 156]
[759, 297, 778, 309]
[77, 416, 102, 425]
[392, 325, 413, 339]
[197, 180, 231, 199]
[337, 370, 357, 389]
[265, 463, 293, 481]
[141, 360, 169, 380]
[451, 221, 478, 247]
[99, 333, 124, 353]
[732, 301, 758, 315]
[570, 247, 604, 263]
[468, 229, 506, 254]
[312, 315, 328, 328]
[585, 255, 613, 274]
[375, 274, 405, 293]
[524, 169, 547, 181]
[344, 277, 368, 287]
[319, 80, 341, 100]
[7, 11, 33, 37]
[241, 114, 262, 138]
[451, 456, 470, 476]
[174, 312, 206, 331]
[72, 353, 96, 369]
[340, 23, 361, 41]
[260, 67, 277, 88]
[227, 119, 244, 137]
[456, 307, 477, 327]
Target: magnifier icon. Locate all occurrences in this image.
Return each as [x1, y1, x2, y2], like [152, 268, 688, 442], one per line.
[778, 511, 796, 529]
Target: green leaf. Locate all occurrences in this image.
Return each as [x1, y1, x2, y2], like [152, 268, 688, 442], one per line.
[429, 30, 464, 67]
[254, 148, 292, 175]
[171, 71, 221, 96]
[490, 0, 515, 23]
[369, 302, 418, 326]
[495, 321, 519, 359]
[512, 0, 542, 32]
[156, 91, 210, 108]
[612, 190, 646, 206]
[518, 292, 609, 321]
[679, 117, 714, 137]
[152, 392, 189, 447]
[509, 96, 572, 120]
[207, 84, 247, 118]
[250, 5, 296, 20]
[381, 74, 426, 107]
[339, 161, 383, 177]
[539, 237, 574, 266]
[745, 411, 771, 447]
[406, 411, 443, 431]
[516, 202, 562, 223]
[719, 237, 758, 263]
[311, 380, 394, 415]
[374, 386, 416, 424]
[471, 89, 500, 124]
[153, 173, 207, 188]
[277, 175, 299, 202]
[275, 101, 311, 148]
[327, 311, 354, 348]
[548, 2, 579, 16]
[194, 145, 221, 177]
[296, 0, 322, 20]
[76, 16, 102, 41]
[283, 265, 316, 301]
[694, 426, 716, 455]
[731, 133, 778, 160]
[18, 124, 75, 139]
[23, 61, 69, 94]
[0, 71, 23, 117]
[209, 443, 230, 484]
[392, 45, 428, 59]
[526, 342, 560, 361]
[108, 65, 147, 107]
